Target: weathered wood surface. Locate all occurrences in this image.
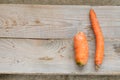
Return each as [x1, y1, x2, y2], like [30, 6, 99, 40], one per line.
[0, 39, 120, 75]
[0, 5, 119, 39]
[0, 5, 119, 75]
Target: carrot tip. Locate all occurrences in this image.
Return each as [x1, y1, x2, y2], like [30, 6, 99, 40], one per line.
[95, 65, 100, 71]
[90, 8, 96, 17]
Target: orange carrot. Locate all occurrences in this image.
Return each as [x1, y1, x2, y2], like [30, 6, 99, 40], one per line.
[89, 9, 104, 68]
[74, 32, 88, 66]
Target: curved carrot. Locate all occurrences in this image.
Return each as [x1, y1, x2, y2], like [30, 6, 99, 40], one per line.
[74, 32, 88, 66]
[89, 9, 104, 68]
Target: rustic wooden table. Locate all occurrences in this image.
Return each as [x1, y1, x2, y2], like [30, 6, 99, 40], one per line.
[0, 0, 120, 80]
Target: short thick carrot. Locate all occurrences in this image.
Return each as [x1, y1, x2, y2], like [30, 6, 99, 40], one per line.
[74, 32, 88, 66]
[89, 9, 104, 68]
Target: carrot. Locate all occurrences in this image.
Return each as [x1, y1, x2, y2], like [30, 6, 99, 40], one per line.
[89, 9, 104, 69]
[74, 32, 88, 66]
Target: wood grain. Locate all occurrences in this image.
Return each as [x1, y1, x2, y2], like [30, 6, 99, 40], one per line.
[0, 5, 119, 39]
[0, 38, 120, 75]
[0, 5, 119, 75]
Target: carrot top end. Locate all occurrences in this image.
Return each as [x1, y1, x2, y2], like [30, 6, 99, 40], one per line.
[77, 62, 85, 66]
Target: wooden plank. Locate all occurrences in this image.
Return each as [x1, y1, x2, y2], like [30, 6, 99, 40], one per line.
[0, 5, 119, 39]
[0, 38, 120, 75]
[0, 5, 120, 75]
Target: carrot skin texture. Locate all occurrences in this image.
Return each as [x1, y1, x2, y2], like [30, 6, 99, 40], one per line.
[89, 9, 104, 67]
[74, 32, 88, 66]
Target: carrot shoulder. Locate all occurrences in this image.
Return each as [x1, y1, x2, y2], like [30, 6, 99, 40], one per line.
[74, 32, 88, 66]
[89, 9, 104, 68]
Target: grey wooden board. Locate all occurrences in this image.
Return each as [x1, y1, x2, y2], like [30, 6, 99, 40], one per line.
[0, 5, 119, 39]
[0, 38, 120, 75]
[0, 5, 119, 75]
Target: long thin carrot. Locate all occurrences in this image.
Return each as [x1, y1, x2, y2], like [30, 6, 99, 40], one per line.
[74, 32, 88, 66]
[89, 9, 104, 69]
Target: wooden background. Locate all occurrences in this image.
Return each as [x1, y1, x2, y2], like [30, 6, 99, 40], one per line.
[0, 5, 120, 75]
[0, 0, 120, 80]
